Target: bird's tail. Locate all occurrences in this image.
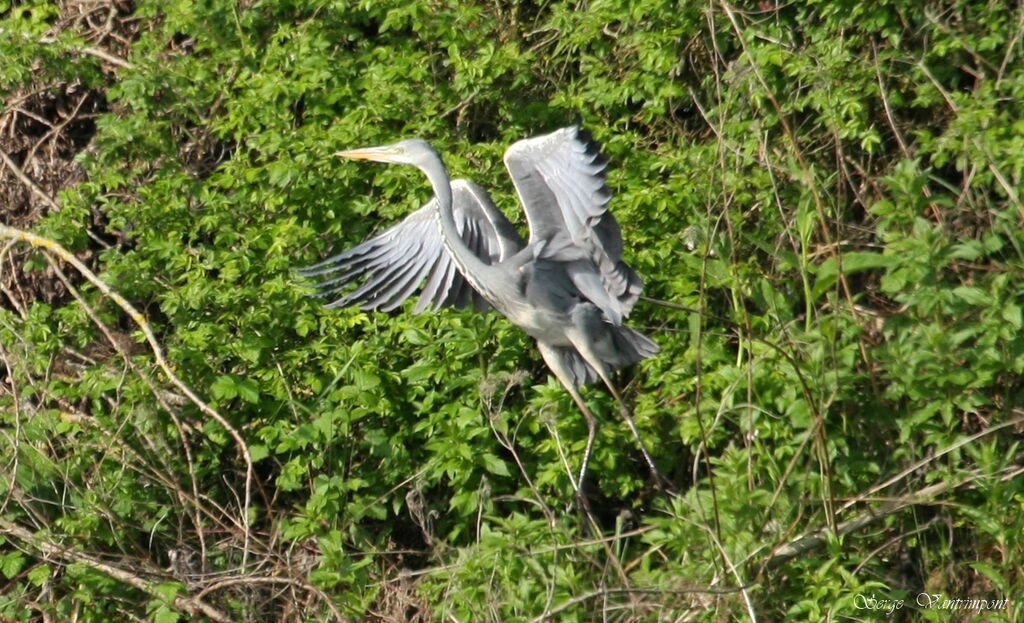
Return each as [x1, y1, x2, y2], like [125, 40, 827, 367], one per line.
[560, 325, 659, 388]
[609, 325, 660, 367]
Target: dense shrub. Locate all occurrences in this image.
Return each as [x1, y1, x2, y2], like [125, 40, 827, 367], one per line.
[1, 0, 1021, 620]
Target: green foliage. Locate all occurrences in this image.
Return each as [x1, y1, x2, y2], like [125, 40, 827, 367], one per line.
[2, 0, 1023, 620]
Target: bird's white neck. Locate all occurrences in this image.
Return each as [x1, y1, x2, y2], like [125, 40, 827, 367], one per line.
[420, 156, 502, 303]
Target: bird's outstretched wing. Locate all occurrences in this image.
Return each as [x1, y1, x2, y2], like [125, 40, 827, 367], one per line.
[503, 125, 642, 324]
[298, 179, 524, 313]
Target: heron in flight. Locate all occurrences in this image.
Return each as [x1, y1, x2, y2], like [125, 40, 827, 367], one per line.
[298, 126, 666, 500]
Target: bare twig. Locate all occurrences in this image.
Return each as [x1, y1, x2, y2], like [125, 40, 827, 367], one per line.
[0, 148, 62, 212]
[765, 478, 953, 570]
[0, 225, 255, 569]
[527, 585, 741, 623]
[439, 88, 482, 119]
[38, 36, 133, 69]
[764, 413, 1024, 570]
[841, 413, 1024, 513]
[42, 253, 210, 571]
[0, 240, 28, 317]
[0, 147, 112, 249]
[194, 576, 349, 622]
[0, 518, 232, 623]
[26, 91, 93, 166]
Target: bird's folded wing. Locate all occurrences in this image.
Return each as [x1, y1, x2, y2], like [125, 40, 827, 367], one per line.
[503, 125, 641, 320]
[297, 179, 524, 313]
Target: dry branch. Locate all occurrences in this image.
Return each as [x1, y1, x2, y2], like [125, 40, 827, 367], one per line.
[0, 224, 255, 568]
[764, 413, 1024, 570]
[0, 518, 232, 623]
[764, 479, 955, 570]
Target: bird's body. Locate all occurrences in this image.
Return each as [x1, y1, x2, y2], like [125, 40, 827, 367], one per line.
[299, 126, 665, 498]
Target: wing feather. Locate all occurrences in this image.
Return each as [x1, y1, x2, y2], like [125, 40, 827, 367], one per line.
[503, 125, 641, 321]
[299, 179, 525, 313]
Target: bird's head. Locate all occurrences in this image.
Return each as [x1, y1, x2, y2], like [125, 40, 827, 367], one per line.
[336, 138, 437, 167]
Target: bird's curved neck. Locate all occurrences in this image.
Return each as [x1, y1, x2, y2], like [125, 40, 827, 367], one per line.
[420, 156, 495, 293]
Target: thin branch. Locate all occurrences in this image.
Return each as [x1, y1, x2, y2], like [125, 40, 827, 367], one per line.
[765, 478, 954, 570]
[43, 253, 209, 572]
[0, 148, 62, 212]
[837, 413, 1024, 514]
[764, 412, 1024, 570]
[38, 36, 133, 69]
[0, 518, 232, 623]
[194, 576, 349, 622]
[439, 88, 482, 119]
[527, 585, 739, 623]
[0, 225, 255, 569]
[0, 147, 113, 249]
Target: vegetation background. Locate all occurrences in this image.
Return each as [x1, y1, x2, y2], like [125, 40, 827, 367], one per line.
[1, 0, 1023, 621]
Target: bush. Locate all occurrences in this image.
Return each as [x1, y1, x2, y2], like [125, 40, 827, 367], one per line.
[1, 0, 1021, 620]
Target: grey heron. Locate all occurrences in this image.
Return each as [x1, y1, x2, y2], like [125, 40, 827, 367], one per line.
[298, 126, 667, 501]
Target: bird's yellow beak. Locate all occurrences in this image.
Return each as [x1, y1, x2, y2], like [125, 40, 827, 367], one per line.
[335, 146, 401, 163]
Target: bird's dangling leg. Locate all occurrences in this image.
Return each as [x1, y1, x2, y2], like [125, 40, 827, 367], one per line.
[603, 374, 674, 495]
[565, 385, 600, 516]
[567, 330, 674, 496]
[537, 342, 599, 517]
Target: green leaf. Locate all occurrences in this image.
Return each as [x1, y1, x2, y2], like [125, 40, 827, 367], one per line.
[1002, 304, 1022, 330]
[812, 251, 894, 300]
[403, 328, 428, 345]
[952, 286, 989, 306]
[27, 563, 50, 587]
[235, 378, 260, 403]
[153, 581, 183, 603]
[403, 362, 435, 383]
[249, 443, 270, 462]
[970, 561, 1008, 594]
[151, 604, 181, 623]
[481, 453, 510, 477]
[353, 367, 381, 390]
[210, 374, 238, 400]
[0, 551, 25, 579]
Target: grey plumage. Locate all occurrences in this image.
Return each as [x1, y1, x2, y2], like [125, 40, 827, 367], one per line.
[299, 180, 516, 313]
[299, 126, 667, 500]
